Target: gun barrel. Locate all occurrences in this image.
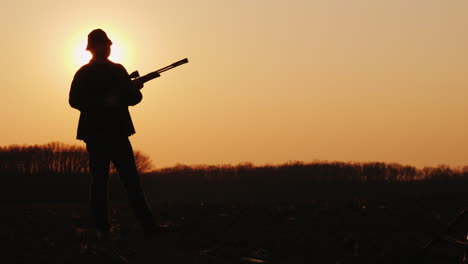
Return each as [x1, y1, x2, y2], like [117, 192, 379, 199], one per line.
[133, 58, 189, 86]
[136, 72, 160, 84]
[155, 58, 189, 74]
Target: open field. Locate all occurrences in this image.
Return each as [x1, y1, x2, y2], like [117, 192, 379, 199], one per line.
[4, 191, 468, 263]
[3, 146, 468, 262]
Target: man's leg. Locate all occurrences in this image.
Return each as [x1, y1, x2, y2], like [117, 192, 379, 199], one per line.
[86, 140, 111, 236]
[111, 137, 156, 232]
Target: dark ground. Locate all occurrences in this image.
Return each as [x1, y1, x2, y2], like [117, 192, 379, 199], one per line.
[4, 196, 468, 264]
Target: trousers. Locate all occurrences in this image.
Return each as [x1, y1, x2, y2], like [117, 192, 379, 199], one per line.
[85, 136, 155, 232]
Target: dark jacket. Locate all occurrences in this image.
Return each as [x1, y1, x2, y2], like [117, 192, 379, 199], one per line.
[69, 60, 142, 141]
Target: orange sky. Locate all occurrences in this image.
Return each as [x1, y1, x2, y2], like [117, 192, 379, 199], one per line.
[1, 0, 468, 168]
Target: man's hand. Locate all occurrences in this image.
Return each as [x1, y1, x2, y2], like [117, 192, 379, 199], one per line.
[132, 79, 144, 90]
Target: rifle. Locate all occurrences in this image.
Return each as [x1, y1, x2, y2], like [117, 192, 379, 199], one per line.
[129, 58, 188, 88]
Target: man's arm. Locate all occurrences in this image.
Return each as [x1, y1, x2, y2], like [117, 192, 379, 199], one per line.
[119, 64, 143, 106]
[69, 69, 103, 111]
[69, 70, 86, 111]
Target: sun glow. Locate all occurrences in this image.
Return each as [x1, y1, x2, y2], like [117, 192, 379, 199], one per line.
[68, 29, 130, 71]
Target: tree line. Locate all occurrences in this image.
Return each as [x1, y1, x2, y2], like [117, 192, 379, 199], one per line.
[1, 142, 468, 202]
[1, 142, 467, 183]
[0, 142, 152, 176]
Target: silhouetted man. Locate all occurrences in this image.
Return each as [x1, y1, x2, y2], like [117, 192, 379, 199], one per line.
[69, 29, 157, 239]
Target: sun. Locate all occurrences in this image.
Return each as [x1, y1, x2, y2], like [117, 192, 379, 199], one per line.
[74, 35, 123, 66]
[69, 29, 128, 70]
